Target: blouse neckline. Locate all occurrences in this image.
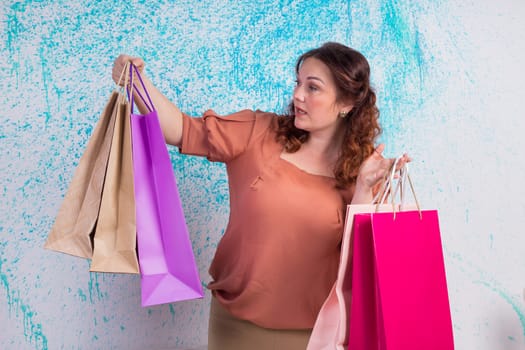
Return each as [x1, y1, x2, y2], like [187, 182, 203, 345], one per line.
[278, 153, 337, 181]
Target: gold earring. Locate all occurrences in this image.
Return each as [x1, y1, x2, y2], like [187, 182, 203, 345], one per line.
[339, 111, 347, 118]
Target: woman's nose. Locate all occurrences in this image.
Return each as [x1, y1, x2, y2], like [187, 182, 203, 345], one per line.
[293, 86, 305, 102]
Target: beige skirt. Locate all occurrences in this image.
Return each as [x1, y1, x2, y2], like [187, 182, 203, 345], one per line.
[208, 297, 312, 350]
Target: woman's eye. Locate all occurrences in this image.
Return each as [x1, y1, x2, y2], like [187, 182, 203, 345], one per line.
[308, 84, 318, 92]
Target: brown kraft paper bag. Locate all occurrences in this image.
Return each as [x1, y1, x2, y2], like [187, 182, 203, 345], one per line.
[45, 92, 119, 258]
[90, 96, 139, 274]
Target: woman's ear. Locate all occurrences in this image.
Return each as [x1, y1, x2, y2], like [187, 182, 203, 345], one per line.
[340, 103, 354, 117]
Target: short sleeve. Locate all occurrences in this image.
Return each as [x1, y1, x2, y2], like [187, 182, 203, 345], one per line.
[179, 109, 275, 163]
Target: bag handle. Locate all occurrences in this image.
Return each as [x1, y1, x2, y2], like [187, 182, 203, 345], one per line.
[127, 63, 155, 113]
[115, 62, 129, 89]
[400, 162, 422, 218]
[371, 156, 401, 205]
[373, 156, 422, 219]
[115, 61, 131, 103]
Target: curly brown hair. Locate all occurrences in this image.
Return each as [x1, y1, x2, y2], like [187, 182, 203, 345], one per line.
[275, 42, 381, 189]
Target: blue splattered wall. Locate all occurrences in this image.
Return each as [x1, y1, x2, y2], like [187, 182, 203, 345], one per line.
[1, 0, 524, 349]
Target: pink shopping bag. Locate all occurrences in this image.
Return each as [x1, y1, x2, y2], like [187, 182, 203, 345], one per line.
[307, 204, 410, 350]
[128, 65, 203, 306]
[349, 209, 454, 350]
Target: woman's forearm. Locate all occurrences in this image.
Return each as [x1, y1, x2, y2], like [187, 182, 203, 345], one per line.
[131, 74, 183, 147]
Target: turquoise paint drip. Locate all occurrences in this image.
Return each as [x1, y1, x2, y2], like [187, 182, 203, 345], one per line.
[0, 255, 48, 350]
[5, 0, 48, 86]
[169, 304, 176, 322]
[38, 43, 52, 125]
[7, 0, 60, 126]
[376, 0, 429, 140]
[476, 280, 525, 341]
[381, 0, 414, 60]
[21, 304, 48, 350]
[0, 255, 11, 314]
[5, 3, 25, 86]
[88, 272, 104, 303]
[413, 30, 425, 106]
[77, 288, 87, 302]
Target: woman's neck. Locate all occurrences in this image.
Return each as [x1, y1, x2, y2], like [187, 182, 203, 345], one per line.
[302, 128, 344, 163]
[278, 130, 342, 178]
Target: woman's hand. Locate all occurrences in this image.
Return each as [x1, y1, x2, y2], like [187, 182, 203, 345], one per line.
[351, 144, 411, 204]
[112, 54, 146, 86]
[109, 54, 184, 146]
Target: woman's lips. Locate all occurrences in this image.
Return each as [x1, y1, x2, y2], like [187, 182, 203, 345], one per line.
[295, 107, 307, 115]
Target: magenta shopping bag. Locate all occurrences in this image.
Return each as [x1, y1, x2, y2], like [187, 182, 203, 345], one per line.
[349, 209, 454, 350]
[128, 65, 203, 306]
[308, 164, 419, 350]
[308, 204, 412, 350]
[348, 212, 381, 350]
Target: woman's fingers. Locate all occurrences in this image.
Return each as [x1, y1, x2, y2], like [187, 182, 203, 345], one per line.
[130, 57, 145, 71]
[112, 54, 146, 85]
[360, 145, 412, 189]
[374, 144, 385, 158]
[395, 153, 412, 170]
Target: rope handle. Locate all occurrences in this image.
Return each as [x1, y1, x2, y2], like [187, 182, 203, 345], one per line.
[115, 61, 130, 101]
[126, 63, 155, 113]
[373, 156, 422, 219]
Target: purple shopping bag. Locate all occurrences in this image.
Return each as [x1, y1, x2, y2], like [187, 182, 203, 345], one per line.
[349, 209, 454, 350]
[128, 65, 203, 306]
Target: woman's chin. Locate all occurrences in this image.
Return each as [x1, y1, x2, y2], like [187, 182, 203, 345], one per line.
[293, 119, 307, 131]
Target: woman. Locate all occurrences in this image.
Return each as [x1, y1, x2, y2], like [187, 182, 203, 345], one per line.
[113, 42, 409, 350]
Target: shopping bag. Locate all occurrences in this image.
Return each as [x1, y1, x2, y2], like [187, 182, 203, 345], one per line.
[90, 82, 139, 274]
[45, 91, 119, 258]
[128, 65, 203, 306]
[348, 164, 454, 349]
[349, 210, 453, 349]
[308, 162, 410, 350]
[308, 202, 417, 350]
[348, 211, 385, 350]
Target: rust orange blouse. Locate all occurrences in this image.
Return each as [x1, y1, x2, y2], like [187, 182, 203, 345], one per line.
[180, 109, 353, 329]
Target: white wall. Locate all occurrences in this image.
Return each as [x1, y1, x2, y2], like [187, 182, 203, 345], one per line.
[1, 0, 524, 349]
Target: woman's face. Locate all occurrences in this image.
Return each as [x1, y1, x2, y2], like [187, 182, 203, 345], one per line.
[292, 57, 351, 137]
